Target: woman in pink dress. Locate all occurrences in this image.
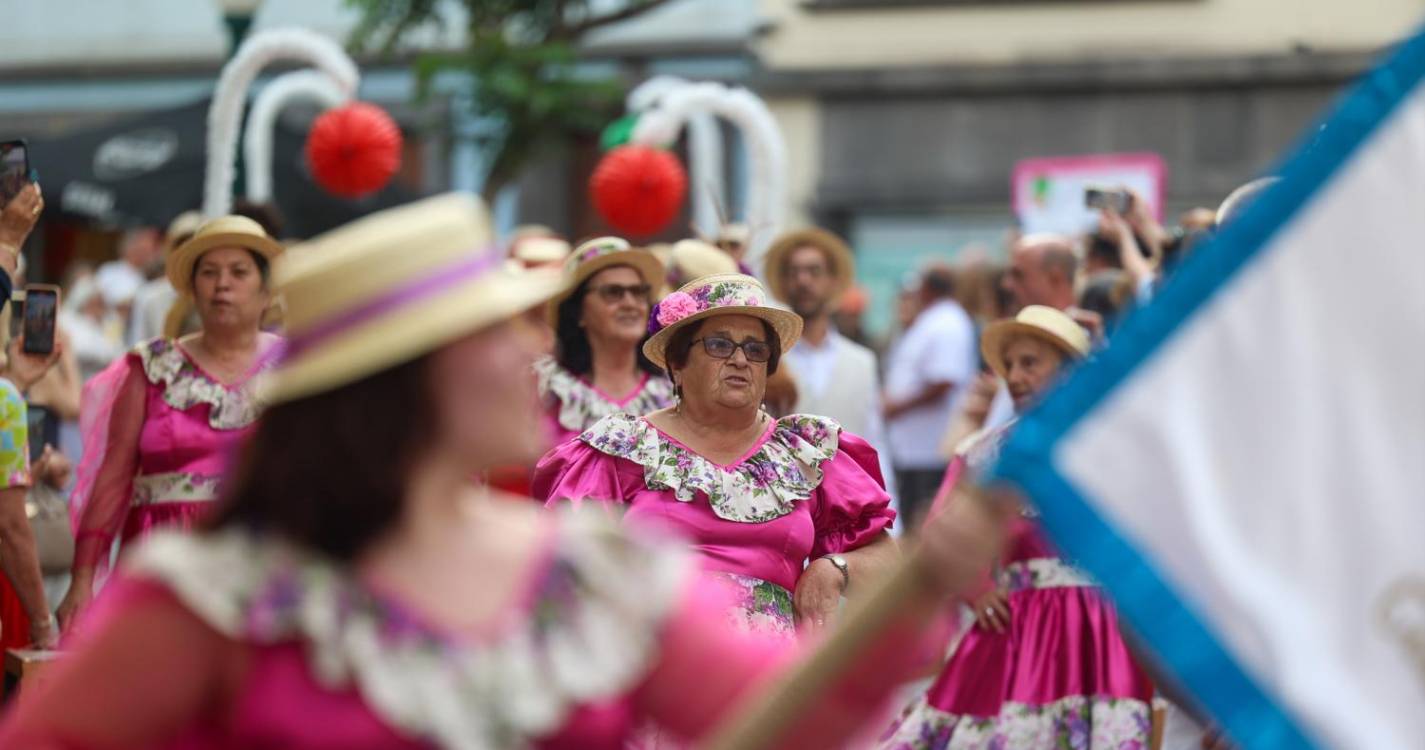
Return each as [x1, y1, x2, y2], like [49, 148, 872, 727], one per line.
[536, 236, 674, 447]
[0, 194, 1011, 749]
[878, 306, 1155, 750]
[535, 273, 898, 639]
[56, 215, 283, 632]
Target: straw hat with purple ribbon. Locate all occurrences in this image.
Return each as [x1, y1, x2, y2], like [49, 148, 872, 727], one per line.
[262, 193, 563, 404]
[643, 273, 802, 371]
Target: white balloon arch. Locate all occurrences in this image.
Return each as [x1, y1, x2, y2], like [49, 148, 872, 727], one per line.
[626, 76, 726, 240]
[628, 80, 788, 276]
[204, 27, 359, 217]
[243, 69, 355, 205]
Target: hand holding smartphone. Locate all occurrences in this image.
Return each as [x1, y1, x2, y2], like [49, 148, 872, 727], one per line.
[1084, 185, 1131, 215]
[0, 140, 30, 209]
[20, 284, 59, 356]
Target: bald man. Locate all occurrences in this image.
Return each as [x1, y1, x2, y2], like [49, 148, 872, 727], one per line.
[1003, 234, 1079, 313]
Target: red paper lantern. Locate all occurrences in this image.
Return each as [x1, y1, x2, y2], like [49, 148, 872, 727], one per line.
[305, 102, 403, 198]
[590, 145, 686, 237]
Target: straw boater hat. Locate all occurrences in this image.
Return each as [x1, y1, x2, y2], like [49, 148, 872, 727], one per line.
[166, 215, 285, 295]
[510, 236, 571, 267]
[544, 236, 664, 326]
[763, 227, 855, 304]
[263, 193, 563, 404]
[643, 273, 803, 371]
[161, 210, 205, 257]
[980, 305, 1091, 381]
[667, 239, 738, 286]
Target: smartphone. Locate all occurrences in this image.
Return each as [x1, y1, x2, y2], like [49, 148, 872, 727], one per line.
[0, 140, 29, 208]
[21, 284, 59, 356]
[1084, 186, 1130, 214]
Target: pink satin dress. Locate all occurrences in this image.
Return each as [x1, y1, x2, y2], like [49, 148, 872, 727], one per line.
[71, 338, 274, 570]
[877, 425, 1154, 749]
[533, 413, 895, 637]
[0, 514, 932, 749]
[534, 357, 674, 447]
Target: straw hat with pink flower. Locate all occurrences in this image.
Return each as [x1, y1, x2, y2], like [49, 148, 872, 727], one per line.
[643, 273, 802, 370]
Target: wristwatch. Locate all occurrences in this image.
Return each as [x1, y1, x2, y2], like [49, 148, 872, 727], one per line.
[820, 554, 850, 593]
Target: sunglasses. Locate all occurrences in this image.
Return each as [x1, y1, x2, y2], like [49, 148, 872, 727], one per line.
[690, 336, 772, 363]
[590, 283, 652, 304]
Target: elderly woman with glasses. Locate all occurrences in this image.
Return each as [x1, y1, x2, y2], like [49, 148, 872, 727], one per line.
[536, 237, 674, 446]
[536, 274, 899, 640]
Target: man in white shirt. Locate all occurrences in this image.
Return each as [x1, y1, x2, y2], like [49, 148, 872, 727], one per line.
[95, 226, 160, 315]
[128, 211, 202, 345]
[765, 228, 901, 530]
[883, 265, 978, 528]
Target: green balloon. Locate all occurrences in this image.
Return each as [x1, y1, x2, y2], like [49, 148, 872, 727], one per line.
[600, 114, 638, 151]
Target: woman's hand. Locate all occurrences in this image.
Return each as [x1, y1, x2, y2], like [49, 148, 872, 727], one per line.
[35, 444, 72, 490]
[961, 372, 999, 431]
[29, 613, 59, 650]
[971, 588, 1010, 633]
[794, 557, 846, 632]
[5, 334, 62, 393]
[0, 183, 43, 275]
[56, 573, 95, 635]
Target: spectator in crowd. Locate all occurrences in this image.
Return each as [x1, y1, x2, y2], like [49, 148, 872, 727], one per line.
[505, 224, 570, 271]
[1178, 206, 1219, 233]
[882, 264, 978, 529]
[128, 210, 202, 346]
[0, 182, 64, 650]
[1004, 234, 1110, 342]
[832, 284, 871, 349]
[1003, 234, 1078, 313]
[94, 226, 161, 328]
[953, 259, 1012, 330]
[714, 223, 755, 276]
[59, 276, 125, 384]
[663, 238, 737, 290]
[10, 256, 82, 458]
[766, 228, 899, 525]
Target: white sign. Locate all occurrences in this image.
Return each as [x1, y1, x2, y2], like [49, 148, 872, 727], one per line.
[1011, 153, 1166, 235]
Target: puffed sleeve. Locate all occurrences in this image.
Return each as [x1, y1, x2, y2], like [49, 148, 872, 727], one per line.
[810, 430, 896, 559]
[532, 437, 641, 509]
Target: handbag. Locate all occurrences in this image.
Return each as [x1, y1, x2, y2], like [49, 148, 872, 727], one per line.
[25, 484, 73, 575]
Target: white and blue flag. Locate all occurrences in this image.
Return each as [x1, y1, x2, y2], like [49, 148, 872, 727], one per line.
[991, 25, 1425, 750]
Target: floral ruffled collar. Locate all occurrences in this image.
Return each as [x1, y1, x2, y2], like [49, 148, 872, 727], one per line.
[579, 412, 842, 524]
[534, 357, 674, 433]
[126, 512, 690, 750]
[135, 338, 274, 430]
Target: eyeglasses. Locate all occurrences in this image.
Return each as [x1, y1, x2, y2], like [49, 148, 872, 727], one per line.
[690, 336, 772, 363]
[590, 283, 652, 304]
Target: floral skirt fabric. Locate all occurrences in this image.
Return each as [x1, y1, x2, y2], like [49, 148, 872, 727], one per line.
[878, 693, 1153, 750]
[707, 571, 797, 642]
[875, 557, 1153, 750]
[631, 573, 797, 749]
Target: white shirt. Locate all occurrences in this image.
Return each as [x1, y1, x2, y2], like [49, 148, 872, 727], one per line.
[884, 298, 978, 468]
[784, 329, 902, 531]
[94, 261, 144, 307]
[128, 278, 177, 346]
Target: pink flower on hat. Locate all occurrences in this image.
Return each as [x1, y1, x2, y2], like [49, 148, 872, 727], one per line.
[657, 291, 700, 327]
